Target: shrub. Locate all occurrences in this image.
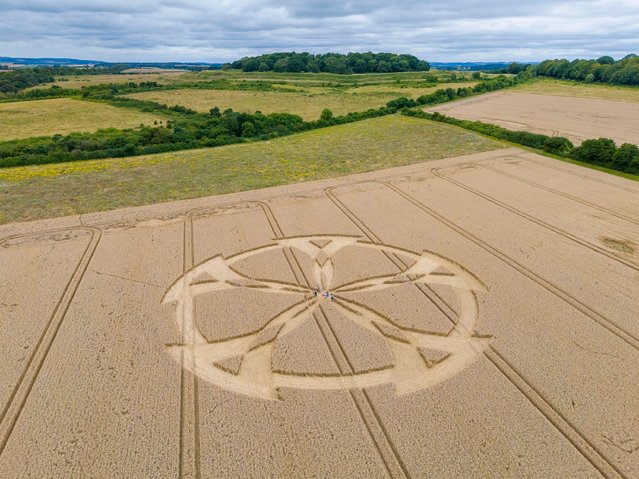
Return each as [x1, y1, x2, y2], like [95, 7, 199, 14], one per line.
[613, 143, 639, 172]
[543, 136, 574, 156]
[386, 97, 416, 109]
[571, 138, 617, 165]
[320, 108, 333, 121]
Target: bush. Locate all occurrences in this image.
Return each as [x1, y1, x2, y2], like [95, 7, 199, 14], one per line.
[320, 108, 333, 121]
[386, 97, 416, 109]
[613, 143, 639, 172]
[570, 138, 617, 165]
[543, 136, 574, 156]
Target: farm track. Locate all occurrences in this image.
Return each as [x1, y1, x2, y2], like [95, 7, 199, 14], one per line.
[179, 210, 201, 479]
[431, 165, 639, 270]
[476, 160, 639, 226]
[0, 227, 101, 456]
[521, 156, 639, 195]
[181, 202, 410, 478]
[261, 204, 410, 478]
[325, 182, 626, 479]
[381, 179, 639, 351]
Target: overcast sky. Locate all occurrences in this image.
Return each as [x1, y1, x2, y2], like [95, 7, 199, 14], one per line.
[1, 0, 638, 63]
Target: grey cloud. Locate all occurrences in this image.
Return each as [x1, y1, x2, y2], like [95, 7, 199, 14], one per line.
[0, 1, 637, 62]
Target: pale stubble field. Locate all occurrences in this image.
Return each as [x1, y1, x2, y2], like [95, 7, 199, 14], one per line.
[427, 90, 639, 146]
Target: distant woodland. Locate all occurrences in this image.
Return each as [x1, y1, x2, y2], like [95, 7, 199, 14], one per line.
[0, 68, 55, 94]
[0, 66, 126, 94]
[4, 52, 639, 96]
[505, 54, 639, 86]
[226, 52, 431, 74]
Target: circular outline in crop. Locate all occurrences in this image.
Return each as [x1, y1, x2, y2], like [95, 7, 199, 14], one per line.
[163, 235, 489, 400]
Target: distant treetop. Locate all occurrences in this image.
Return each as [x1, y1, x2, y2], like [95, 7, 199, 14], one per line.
[531, 54, 639, 86]
[226, 52, 430, 74]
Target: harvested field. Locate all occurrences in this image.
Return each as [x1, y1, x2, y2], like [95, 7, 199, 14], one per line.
[1, 147, 637, 478]
[0, 98, 167, 141]
[426, 90, 639, 146]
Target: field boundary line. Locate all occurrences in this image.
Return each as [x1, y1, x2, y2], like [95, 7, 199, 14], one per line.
[432, 165, 639, 271]
[377, 180, 639, 349]
[325, 183, 626, 479]
[484, 347, 625, 478]
[476, 160, 639, 226]
[258, 201, 409, 479]
[521, 156, 639, 194]
[183, 201, 408, 478]
[178, 209, 203, 479]
[0, 227, 101, 457]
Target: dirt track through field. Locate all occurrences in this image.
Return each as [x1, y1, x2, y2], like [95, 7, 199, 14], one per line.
[426, 91, 639, 146]
[1, 148, 637, 478]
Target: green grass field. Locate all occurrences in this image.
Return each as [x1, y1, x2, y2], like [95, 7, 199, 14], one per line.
[28, 71, 202, 89]
[126, 81, 478, 120]
[197, 69, 483, 85]
[514, 78, 639, 103]
[31, 69, 480, 91]
[0, 115, 503, 224]
[126, 89, 399, 119]
[0, 98, 168, 141]
[344, 81, 477, 96]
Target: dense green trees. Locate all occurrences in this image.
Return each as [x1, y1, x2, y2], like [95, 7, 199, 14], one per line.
[228, 52, 430, 74]
[533, 54, 639, 85]
[0, 68, 55, 94]
[570, 138, 617, 165]
[596, 56, 615, 65]
[0, 65, 133, 94]
[571, 139, 639, 173]
[612, 143, 639, 173]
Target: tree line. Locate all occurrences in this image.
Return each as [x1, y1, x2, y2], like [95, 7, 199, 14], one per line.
[0, 65, 133, 94]
[0, 73, 525, 168]
[227, 52, 430, 74]
[0, 100, 396, 168]
[0, 68, 56, 94]
[523, 54, 639, 86]
[3, 76, 512, 168]
[386, 75, 520, 109]
[408, 111, 638, 174]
